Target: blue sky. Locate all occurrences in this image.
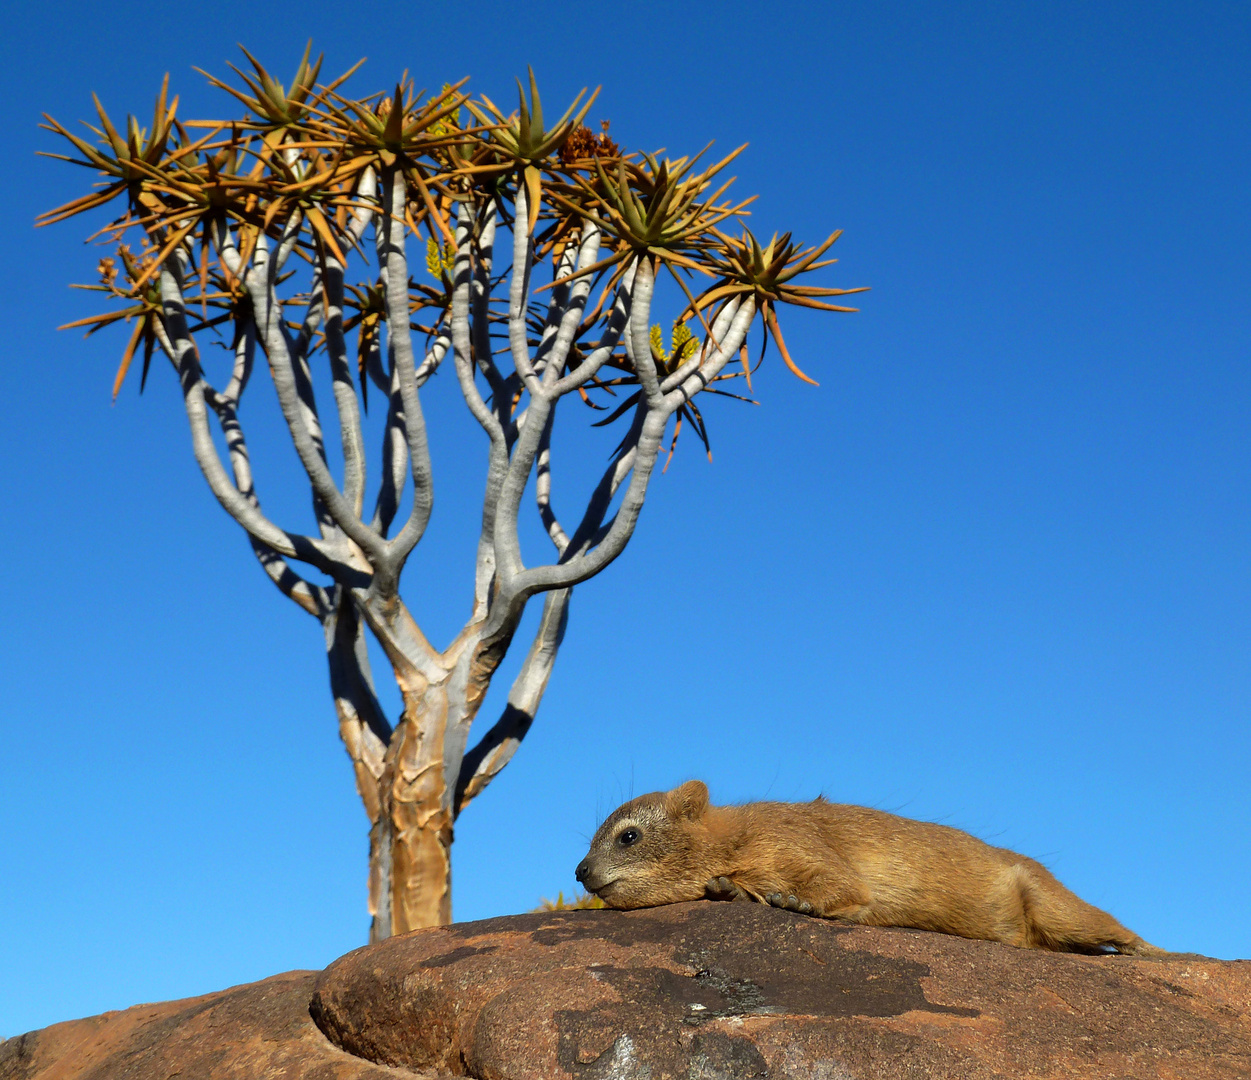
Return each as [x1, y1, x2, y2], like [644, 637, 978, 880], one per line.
[2, 0, 1248, 1038]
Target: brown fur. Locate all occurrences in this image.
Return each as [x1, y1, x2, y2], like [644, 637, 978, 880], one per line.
[575, 780, 1166, 955]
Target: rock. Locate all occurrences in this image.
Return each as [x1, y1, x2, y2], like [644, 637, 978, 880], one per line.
[310, 901, 1251, 1078]
[0, 970, 428, 1079]
[6, 901, 1250, 1079]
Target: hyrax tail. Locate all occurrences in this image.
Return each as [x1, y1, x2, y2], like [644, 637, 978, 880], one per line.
[1113, 938, 1170, 957]
[1012, 859, 1158, 955]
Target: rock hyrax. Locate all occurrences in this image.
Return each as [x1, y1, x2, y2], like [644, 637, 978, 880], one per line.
[575, 780, 1164, 954]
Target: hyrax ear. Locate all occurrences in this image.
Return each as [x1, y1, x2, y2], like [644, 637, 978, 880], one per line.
[668, 780, 710, 820]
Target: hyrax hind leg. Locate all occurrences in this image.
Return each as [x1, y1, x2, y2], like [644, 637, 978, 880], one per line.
[1007, 859, 1165, 955]
[764, 892, 815, 915]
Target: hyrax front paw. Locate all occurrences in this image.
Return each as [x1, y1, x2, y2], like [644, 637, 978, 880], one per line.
[705, 876, 751, 902]
[765, 891, 814, 915]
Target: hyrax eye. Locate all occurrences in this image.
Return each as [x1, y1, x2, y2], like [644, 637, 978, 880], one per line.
[617, 827, 641, 847]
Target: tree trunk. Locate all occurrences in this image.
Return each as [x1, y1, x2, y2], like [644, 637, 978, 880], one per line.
[367, 813, 393, 943]
[375, 683, 457, 933]
[388, 797, 453, 931]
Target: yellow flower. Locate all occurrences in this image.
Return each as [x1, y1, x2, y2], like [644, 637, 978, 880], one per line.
[426, 237, 455, 280]
[671, 320, 698, 362]
[427, 84, 462, 139]
[649, 323, 666, 360]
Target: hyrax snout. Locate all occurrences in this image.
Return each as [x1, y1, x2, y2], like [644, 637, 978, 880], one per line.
[577, 780, 1166, 955]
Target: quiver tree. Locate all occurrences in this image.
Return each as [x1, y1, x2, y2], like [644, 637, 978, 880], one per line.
[40, 47, 866, 938]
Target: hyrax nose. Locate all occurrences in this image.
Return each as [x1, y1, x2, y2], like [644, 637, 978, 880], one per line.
[575, 859, 589, 884]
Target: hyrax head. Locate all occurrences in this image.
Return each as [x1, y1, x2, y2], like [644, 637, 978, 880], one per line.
[574, 780, 711, 909]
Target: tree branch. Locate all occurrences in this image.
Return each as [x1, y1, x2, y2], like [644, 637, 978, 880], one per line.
[375, 168, 435, 583]
[627, 257, 664, 407]
[659, 295, 743, 394]
[487, 195, 620, 593]
[507, 182, 541, 397]
[327, 589, 392, 830]
[481, 272, 758, 633]
[242, 237, 389, 563]
[355, 588, 444, 689]
[295, 169, 378, 361]
[550, 266, 633, 397]
[454, 586, 570, 818]
[537, 225, 599, 388]
[370, 335, 448, 539]
[159, 258, 340, 573]
[472, 200, 504, 400]
[205, 319, 333, 616]
[322, 255, 367, 519]
[560, 408, 645, 559]
[451, 200, 511, 623]
[315, 173, 379, 521]
[452, 200, 507, 446]
[664, 297, 756, 406]
[535, 403, 569, 554]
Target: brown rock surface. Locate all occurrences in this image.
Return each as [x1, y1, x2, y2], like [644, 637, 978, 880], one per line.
[312, 902, 1251, 1079]
[6, 902, 1250, 1079]
[0, 970, 426, 1080]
